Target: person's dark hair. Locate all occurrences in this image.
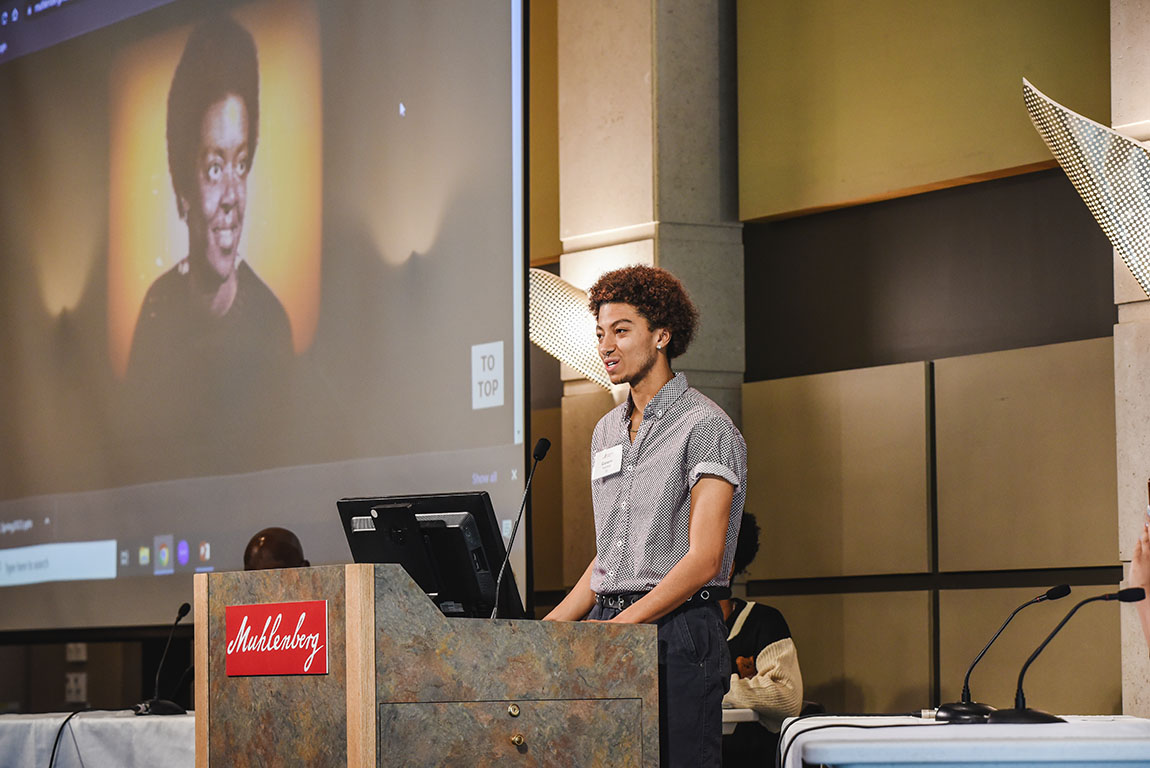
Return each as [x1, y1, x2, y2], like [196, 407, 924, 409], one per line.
[588, 265, 698, 359]
[167, 15, 260, 218]
[732, 512, 761, 577]
[244, 527, 308, 570]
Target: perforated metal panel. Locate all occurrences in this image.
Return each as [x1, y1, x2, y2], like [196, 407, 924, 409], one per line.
[528, 269, 610, 390]
[1024, 78, 1150, 298]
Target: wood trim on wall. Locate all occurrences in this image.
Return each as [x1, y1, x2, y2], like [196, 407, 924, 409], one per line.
[345, 564, 376, 768]
[193, 573, 208, 768]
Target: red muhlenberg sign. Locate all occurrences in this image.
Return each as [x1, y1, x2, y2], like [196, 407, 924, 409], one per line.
[225, 600, 328, 676]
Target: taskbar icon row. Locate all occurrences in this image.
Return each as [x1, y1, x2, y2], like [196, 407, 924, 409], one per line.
[118, 536, 214, 575]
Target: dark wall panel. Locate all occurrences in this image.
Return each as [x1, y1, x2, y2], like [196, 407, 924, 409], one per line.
[744, 169, 1116, 381]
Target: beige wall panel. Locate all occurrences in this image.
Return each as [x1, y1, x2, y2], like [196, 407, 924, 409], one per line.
[769, 591, 931, 714]
[737, 0, 1110, 220]
[1112, 0, 1150, 132]
[935, 338, 1117, 572]
[529, 0, 561, 264]
[1115, 321, 1150, 562]
[560, 240, 655, 293]
[557, 0, 653, 240]
[653, 0, 738, 226]
[531, 407, 564, 592]
[1112, 0, 1150, 712]
[940, 585, 1121, 715]
[561, 389, 616, 586]
[742, 363, 930, 580]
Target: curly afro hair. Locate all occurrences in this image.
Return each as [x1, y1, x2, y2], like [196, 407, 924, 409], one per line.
[731, 512, 760, 577]
[587, 265, 698, 359]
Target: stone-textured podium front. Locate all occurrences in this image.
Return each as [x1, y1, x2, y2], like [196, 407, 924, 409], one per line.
[195, 564, 658, 766]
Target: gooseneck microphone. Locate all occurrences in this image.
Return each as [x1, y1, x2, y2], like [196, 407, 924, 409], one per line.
[135, 601, 191, 716]
[936, 584, 1070, 723]
[987, 587, 1145, 724]
[490, 438, 550, 619]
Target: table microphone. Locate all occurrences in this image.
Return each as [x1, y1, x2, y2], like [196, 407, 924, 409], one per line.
[135, 602, 191, 716]
[490, 438, 550, 619]
[936, 584, 1070, 723]
[987, 587, 1144, 724]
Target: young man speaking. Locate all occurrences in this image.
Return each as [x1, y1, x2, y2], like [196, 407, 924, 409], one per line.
[544, 265, 746, 768]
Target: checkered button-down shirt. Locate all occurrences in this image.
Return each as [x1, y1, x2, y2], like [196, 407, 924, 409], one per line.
[589, 372, 747, 595]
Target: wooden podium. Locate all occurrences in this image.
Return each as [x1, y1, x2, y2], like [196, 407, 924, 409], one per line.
[194, 564, 659, 767]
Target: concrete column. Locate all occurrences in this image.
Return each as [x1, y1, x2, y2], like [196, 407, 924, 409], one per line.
[1111, 0, 1150, 717]
[556, 0, 743, 584]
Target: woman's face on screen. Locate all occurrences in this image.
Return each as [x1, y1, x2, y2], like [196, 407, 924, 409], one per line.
[186, 93, 250, 282]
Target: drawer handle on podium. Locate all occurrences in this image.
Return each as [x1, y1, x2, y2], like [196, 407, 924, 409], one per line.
[507, 703, 520, 717]
[510, 733, 525, 747]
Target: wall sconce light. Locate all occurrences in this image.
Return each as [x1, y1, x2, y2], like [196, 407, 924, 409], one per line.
[528, 268, 610, 390]
[1024, 77, 1150, 298]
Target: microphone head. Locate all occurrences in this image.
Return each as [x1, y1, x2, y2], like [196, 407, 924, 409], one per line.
[177, 602, 192, 620]
[533, 438, 551, 461]
[1043, 584, 1071, 601]
[1118, 587, 1146, 603]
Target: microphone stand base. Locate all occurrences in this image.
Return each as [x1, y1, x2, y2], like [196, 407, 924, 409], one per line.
[134, 699, 187, 716]
[935, 700, 995, 723]
[986, 707, 1064, 724]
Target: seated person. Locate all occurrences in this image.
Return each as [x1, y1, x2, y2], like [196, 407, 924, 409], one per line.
[243, 527, 310, 570]
[1130, 521, 1150, 651]
[720, 512, 803, 765]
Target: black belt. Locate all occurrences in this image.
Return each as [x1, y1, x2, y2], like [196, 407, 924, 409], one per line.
[595, 586, 731, 611]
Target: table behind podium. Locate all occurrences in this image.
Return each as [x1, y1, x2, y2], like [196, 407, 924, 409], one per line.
[194, 564, 658, 767]
[779, 714, 1150, 768]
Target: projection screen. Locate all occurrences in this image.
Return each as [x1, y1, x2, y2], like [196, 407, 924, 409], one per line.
[0, 0, 527, 631]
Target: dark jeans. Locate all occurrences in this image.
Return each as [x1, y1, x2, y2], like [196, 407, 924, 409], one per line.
[588, 600, 730, 768]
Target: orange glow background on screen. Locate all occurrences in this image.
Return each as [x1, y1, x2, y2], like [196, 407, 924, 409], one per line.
[107, 0, 322, 377]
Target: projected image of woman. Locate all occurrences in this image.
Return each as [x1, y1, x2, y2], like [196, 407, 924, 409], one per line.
[126, 15, 292, 390]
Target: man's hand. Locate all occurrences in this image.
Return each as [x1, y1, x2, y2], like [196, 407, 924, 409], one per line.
[543, 558, 597, 622]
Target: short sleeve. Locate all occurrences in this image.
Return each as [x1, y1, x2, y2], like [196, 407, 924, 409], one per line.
[685, 415, 745, 489]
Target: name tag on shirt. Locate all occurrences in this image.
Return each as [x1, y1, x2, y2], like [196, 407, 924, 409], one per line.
[592, 444, 624, 480]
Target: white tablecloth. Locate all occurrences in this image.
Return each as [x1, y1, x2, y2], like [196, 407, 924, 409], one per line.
[0, 708, 754, 763]
[0, 710, 195, 768]
[779, 714, 1150, 768]
[722, 706, 760, 735]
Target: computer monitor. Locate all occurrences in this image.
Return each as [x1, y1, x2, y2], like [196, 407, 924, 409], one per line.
[337, 491, 525, 619]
